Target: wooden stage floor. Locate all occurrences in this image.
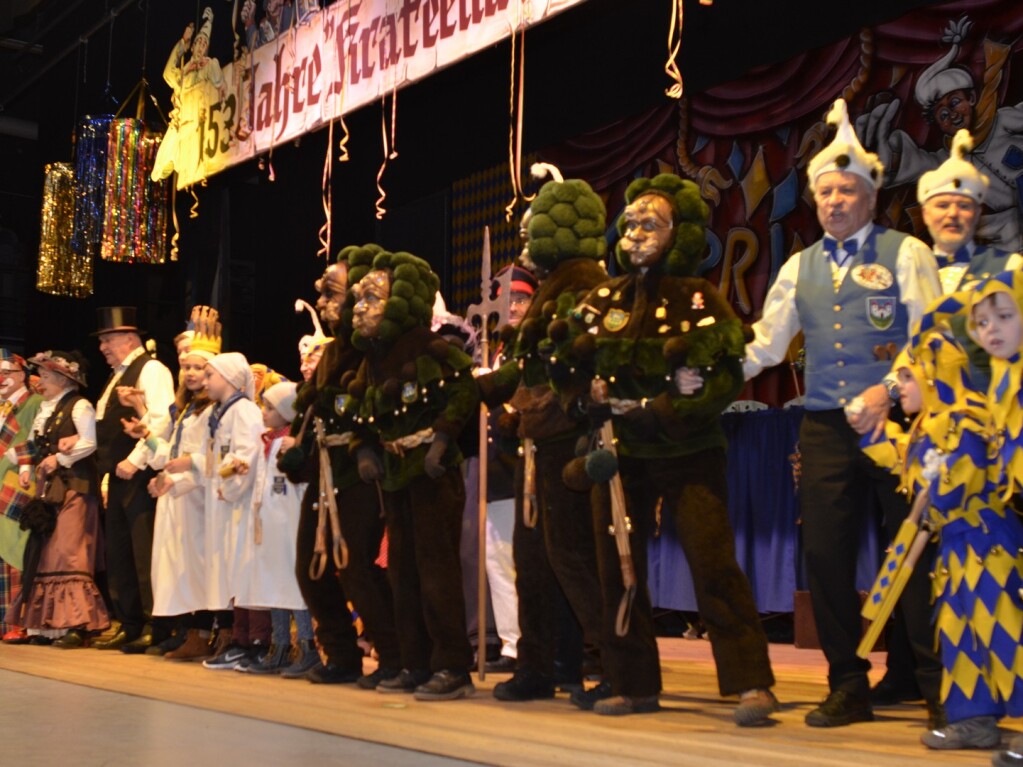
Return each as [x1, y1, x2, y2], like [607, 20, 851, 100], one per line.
[0, 637, 1015, 766]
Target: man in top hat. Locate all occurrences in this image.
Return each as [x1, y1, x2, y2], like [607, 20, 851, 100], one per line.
[743, 99, 943, 727]
[0, 350, 43, 638]
[91, 307, 175, 650]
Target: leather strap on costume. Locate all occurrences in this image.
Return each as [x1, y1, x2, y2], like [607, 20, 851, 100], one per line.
[593, 380, 637, 637]
[380, 427, 434, 456]
[522, 437, 538, 528]
[308, 417, 349, 580]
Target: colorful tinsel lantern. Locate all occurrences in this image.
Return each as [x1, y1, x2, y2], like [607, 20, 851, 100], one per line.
[71, 114, 113, 259]
[100, 118, 169, 264]
[37, 162, 93, 298]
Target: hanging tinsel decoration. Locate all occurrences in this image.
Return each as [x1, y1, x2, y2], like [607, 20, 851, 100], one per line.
[37, 162, 93, 297]
[70, 114, 114, 259]
[100, 118, 168, 263]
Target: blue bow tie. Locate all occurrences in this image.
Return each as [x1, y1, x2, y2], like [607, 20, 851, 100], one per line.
[823, 237, 858, 266]
[938, 247, 971, 265]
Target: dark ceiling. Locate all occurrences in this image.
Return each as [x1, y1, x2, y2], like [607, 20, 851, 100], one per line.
[0, 0, 944, 379]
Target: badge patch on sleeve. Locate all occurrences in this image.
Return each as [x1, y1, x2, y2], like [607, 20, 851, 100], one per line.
[866, 296, 896, 330]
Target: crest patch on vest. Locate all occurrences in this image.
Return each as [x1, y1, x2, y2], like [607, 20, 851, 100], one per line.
[866, 296, 896, 330]
[603, 309, 629, 332]
[272, 476, 287, 495]
[850, 263, 893, 290]
[401, 382, 418, 404]
[219, 444, 231, 460]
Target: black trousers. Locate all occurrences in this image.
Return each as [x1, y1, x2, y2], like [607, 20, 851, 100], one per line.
[594, 449, 775, 698]
[336, 479, 400, 669]
[385, 469, 472, 672]
[799, 408, 940, 699]
[294, 481, 362, 671]
[514, 437, 602, 677]
[104, 470, 156, 635]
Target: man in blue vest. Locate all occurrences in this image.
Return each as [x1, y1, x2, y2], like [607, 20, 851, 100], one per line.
[743, 99, 942, 727]
[90, 308, 175, 651]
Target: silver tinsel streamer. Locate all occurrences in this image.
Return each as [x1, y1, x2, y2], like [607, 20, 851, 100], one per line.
[37, 162, 93, 297]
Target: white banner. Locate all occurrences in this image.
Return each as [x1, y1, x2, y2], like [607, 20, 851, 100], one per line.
[156, 0, 588, 189]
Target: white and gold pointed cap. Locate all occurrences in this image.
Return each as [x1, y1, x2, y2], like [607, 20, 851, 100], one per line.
[807, 98, 885, 193]
[916, 129, 988, 204]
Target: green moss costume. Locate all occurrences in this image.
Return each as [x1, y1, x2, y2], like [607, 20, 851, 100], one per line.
[347, 249, 477, 674]
[549, 174, 775, 705]
[476, 176, 609, 684]
[280, 243, 398, 674]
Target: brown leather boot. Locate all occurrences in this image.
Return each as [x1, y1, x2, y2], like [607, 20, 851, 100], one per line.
[164, 629, 213, 662]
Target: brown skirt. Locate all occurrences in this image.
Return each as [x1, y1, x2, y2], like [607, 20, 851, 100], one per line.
[17, 491, 109, 632]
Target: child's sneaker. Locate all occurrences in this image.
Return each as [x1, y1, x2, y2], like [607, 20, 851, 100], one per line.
[202, 644, 249, 670]
[246, 644, 292, 675]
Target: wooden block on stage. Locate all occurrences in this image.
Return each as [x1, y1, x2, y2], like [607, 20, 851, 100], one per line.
[793, 590, 886, 651]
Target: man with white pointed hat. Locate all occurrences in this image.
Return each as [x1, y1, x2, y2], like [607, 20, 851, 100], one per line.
[743, 98, 943, 728]
[919, 128, 1021, 296]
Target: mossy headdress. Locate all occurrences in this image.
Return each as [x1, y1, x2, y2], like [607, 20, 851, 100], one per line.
[526, 166, 607, 272]
[350, 248, 440, 348]
[614, 172, 709, 277]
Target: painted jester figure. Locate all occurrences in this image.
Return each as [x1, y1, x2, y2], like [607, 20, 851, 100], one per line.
[546, 173, 778, 723]
[346, 249, 479, 701]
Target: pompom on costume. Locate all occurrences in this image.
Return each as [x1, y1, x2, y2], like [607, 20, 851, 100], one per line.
[861, 304, 1023, 727]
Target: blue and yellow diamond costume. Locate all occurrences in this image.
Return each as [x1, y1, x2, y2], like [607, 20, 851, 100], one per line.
[863, 290, 1023, 724]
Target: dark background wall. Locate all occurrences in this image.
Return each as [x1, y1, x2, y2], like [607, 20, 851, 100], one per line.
[0, 0, 941, 397]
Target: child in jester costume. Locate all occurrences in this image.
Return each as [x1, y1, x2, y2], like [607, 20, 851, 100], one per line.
[545, 172, 777, 722]
[345, 249, 479, 701]
[861, 290, 1023, 751]
[277, 244, 400, 685]
[477, 169, 608, 701]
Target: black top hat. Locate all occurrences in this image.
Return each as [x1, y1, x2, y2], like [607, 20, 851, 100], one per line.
[92, 307, 144, 337]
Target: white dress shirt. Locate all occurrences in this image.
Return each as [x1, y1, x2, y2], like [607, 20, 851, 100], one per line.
[96, 345, 175, 470]
[743, 223, 941, 381]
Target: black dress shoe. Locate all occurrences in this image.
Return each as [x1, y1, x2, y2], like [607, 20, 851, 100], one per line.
[27, 635, 53, 646]
[53, 629, 88, 649]
[93, 628, 137, 650]
[306, 662, 362, 685]
[569, 680, 613, 710]
[869, 676, 922, 706]
[413, 669, 475, 701]
[493, 669, 555, 701]
[120, 634, 155, 654]
[805, 689, 874, 727]
[377, 668, 431, 693]
[484, 655, 517, 674]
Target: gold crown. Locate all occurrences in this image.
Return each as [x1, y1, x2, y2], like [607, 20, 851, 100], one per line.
[189, 305, 222, 356]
